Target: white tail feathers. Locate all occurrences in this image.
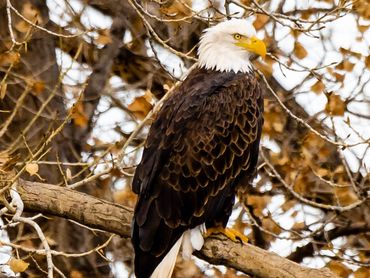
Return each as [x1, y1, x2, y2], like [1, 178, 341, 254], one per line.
[150, 224, 206, 278]
[182, 225, 205, 259]
[151, 234, 183, 278]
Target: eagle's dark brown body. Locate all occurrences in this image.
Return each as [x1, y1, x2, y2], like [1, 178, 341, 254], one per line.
[132, 67, 263, 278]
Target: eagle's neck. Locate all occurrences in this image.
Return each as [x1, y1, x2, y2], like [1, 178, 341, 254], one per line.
[197, 41, 252, 73]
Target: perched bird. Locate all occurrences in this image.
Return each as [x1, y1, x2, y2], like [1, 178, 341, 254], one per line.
[132, 18, 266, 278]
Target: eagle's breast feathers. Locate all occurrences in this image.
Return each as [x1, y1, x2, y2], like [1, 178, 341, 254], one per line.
[132, 67, 263, 277]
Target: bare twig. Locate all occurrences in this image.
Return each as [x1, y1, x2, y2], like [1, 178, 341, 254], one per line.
[7, 0, 86, 39]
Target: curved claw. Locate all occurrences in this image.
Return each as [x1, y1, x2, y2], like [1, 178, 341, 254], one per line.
[205, 226, 248, 244]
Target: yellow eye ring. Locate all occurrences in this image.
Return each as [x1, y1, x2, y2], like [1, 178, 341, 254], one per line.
[234, 33, 242, 40]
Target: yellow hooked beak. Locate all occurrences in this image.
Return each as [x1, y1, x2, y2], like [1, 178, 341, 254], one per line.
[236, 36, 267, 58]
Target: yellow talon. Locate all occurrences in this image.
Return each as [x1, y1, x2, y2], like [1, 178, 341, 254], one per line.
[205, 226, 248, 243]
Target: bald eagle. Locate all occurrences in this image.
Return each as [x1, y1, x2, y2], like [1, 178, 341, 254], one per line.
[132, 19, 266, 278]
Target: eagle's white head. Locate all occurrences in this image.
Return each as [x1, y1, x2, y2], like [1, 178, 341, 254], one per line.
[198, 19, 266, 73]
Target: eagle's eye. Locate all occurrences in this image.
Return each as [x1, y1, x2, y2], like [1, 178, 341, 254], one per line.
[233, 33, 242, 40]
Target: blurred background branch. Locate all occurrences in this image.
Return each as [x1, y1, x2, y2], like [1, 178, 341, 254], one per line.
[0, 0, 369, 277]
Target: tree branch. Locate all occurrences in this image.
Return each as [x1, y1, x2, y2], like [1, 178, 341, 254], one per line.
[2, 180, 338, 278]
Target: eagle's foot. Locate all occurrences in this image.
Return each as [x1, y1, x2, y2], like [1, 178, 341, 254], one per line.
[205, 227, 248, 244]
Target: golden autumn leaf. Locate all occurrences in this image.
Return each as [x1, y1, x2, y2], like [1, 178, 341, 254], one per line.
[339, 47, 362, 59]
[358, 24, 370, 33]
[25, 163, 39, 176]
[365, 55, 370, 69]
[325, 94, 346, 116]
[291, 221, 305, 231]
[15, 21, 31, 33]
[113, 188, 137, 208]
[0, 152, 19, 172]
[327, 67, 345, 83]
[327, 261, 352, 278]
[241, 0, 269, 5]
[293, 173, 309, 194]
[291, 29, 301, 38]
[334, 187, 359, 206]
[163, 84, 171, 91]
[143, 89, 154, 103]
[253, 60, 273, 77]
[301, 10, 312, 20]
[31, 80, 45, 95]
[15, 2, 43, 33]
[159, 0, 192, 17]
[0, 82, 7, 99]
[0, 51, 20, 66]
[128, 96, 153, 120]
[353, 0, 370, 19]
[66, 168, 72, 180]
[21, 2, 43, 24]
[281, 199, 296, 211]
[354, 267, 370, 278]
[335, 60, 355, 71]
[0, 152, 10, 166]
[272, 121, 284, 132]
[71, 102, 89, 128]
[8, 258, 29, 273]
[246, 195, 271, 217]
[262, 218, 281, 235]
[70, 270, 84, 278]
[311, 80, 325, 94]
[253, 14, 269, 30]
[95, 29, 112, 45]
[293, 41, 308, 59]
[333, 72, 345, 83]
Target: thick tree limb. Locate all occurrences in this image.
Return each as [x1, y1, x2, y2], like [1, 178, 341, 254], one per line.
[0, 180, 338, 278]
[197, 237, 337, 278]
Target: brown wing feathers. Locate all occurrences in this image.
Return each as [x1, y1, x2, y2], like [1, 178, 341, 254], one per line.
[132, 67, 263, 278]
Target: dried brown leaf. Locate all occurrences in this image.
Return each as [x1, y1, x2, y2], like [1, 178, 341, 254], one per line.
[159, 0, 192, 17]
[354, 267, 370, 278]
[70, 270, 84, 278]
[334, 187, 359, 206]
[0, 82, 7, 99]
[15, 21, 31, 33]
[291, 222, 305, 231]
[8, 258, 29, 273]
[358, 24, 370, 33]
[31, 81, 45, 95]
[281, 199, 296, 211]
[293, 41, 308, 59]
[0, 51, 20, 66]
[66, 168, 72, 180]
[21, 2, 43, 24]
[327, 261, 352, 278]
[311, 80, 325, 94]
[128, 96, 153, 120]
[365, 55, 370, 69]
[353, 0, 370, 19]
[114, 188, 137, 208]
[95, 29, 112, 45]
[335, 60, 355, 71]
[325, 94, 346, 116]
[71, 102, 89, 128]
[253, 14, 269, 30]
[339, 47, 362, 59]
[262, 218, 281, 235]
[247, 195, 271, 217]
[253, 60, 273, 77]
[25, 163, 39, 176]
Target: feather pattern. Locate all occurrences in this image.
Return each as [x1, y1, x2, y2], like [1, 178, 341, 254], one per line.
[132, 67, 263, 278]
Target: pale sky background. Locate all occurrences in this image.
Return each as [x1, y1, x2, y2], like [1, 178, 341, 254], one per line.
[1, 0, 369, 277]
